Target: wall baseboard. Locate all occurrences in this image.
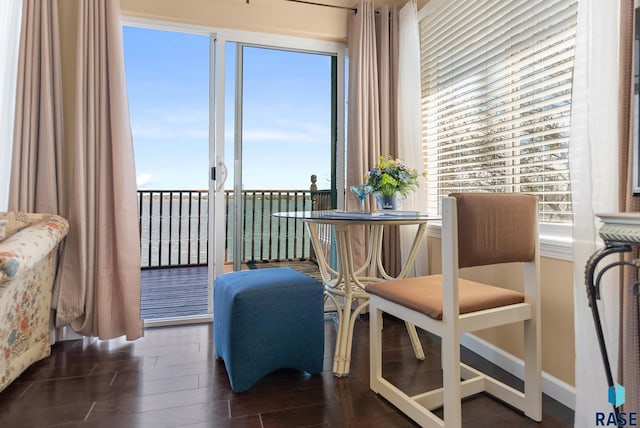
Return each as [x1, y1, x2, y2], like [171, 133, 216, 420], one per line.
[460, 333, 576, 411]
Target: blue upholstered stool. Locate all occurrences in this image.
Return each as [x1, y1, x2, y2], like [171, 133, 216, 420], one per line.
[213, 267, 325, 392]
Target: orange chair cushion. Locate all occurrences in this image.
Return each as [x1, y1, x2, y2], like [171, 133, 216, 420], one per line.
[366, 274, 525, 320]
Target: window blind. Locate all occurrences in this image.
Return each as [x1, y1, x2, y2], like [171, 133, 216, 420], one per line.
[419, 0, 577, 222]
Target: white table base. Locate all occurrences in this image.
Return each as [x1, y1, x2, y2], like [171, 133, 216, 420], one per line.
[306, 221, 427, 377]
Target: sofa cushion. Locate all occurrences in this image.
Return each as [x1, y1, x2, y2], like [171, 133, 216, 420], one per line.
[0, 214, 69, 285]
[0, 212, 69, 392]
[0, 212, 33, 242]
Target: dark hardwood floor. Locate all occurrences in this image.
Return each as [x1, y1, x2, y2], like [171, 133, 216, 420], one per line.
[0, 314, 574, 427]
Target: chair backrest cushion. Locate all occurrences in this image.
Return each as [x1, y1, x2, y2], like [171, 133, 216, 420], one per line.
[449, 193, 537, 268]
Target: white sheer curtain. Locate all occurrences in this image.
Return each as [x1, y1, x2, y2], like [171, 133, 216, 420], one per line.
[570, 0, 620, 424]
[397, 0, 428, 276]
[0, 0, 22, 211]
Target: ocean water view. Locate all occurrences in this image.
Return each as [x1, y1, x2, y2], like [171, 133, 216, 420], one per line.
[137, 189, 331, 268]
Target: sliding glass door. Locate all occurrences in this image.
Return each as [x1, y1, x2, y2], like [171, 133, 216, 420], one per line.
[124, 26, 213, 322]
[218, 42, 340, 274]
[124, 23, 345, 322]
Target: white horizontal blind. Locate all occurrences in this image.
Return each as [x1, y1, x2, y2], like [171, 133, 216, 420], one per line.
[420, 0, 577, 222]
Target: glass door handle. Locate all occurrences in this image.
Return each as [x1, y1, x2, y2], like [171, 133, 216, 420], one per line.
[215, 158, 228, 192]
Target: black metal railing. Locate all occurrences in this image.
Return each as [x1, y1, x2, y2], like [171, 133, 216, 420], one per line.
[138, 188, 332, 269]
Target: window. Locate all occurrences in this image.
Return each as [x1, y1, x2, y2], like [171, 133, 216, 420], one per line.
[419, 0, 578, 223]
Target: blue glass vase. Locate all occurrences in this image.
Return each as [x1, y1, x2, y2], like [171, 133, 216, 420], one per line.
[374, 192, 402, 210]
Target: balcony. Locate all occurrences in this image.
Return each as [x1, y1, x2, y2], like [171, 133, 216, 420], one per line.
[138, 188, 332, 320]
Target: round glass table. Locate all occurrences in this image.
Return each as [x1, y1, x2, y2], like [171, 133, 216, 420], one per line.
[273, 210, 436, 376]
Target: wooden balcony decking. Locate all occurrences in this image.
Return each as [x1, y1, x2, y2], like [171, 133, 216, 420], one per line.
[140, 260, 323, 320]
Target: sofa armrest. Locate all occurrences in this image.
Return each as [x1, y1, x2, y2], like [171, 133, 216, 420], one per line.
[0, 214, 69, 285]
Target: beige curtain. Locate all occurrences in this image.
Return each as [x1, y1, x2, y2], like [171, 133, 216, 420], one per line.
[347, 0, 400, 274]
[55, 0, 142, 340]
[619, 0, 640, 414]
[9, 0, 67, 342]
[9, 0, 65, 215]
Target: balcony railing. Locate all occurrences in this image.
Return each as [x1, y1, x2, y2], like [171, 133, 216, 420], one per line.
[138, 188, 332, 269]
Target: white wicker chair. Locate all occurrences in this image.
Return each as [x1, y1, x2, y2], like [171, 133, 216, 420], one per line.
[366, 193, 542, 427]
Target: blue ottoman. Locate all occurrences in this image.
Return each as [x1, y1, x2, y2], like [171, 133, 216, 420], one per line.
[213, 267, 325, 392]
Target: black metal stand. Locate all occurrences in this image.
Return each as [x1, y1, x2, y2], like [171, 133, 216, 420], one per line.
[585, 244, 632, 425]
[585, 212, 640, 427]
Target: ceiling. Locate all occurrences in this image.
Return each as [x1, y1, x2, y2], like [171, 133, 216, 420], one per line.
[284, 0, 415, 10]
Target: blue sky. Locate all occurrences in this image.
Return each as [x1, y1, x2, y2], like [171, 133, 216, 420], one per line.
[123, 26, 333, 191]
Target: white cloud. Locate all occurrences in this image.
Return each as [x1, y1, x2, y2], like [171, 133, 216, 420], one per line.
[225, 123, 330, 145]
[136, 173, 156, 188]
[131, 107, 208, 140]
[242, 128, 315, 143]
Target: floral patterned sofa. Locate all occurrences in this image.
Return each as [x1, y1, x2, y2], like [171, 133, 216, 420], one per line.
[0, 212, 69, 392]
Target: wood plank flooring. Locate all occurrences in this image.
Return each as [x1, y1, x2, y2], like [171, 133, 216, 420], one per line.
[0, 315, 574, 427]
[141, 261, 322, 320]
[141, 266, 209, 319]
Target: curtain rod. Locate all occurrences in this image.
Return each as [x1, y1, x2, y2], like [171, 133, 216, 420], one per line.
[283, 0, 356, 11]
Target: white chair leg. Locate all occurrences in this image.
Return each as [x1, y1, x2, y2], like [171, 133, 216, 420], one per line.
[524, 317, 542, 421]
[441, 333, 462, 428]
[369, 303, 383, 393]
